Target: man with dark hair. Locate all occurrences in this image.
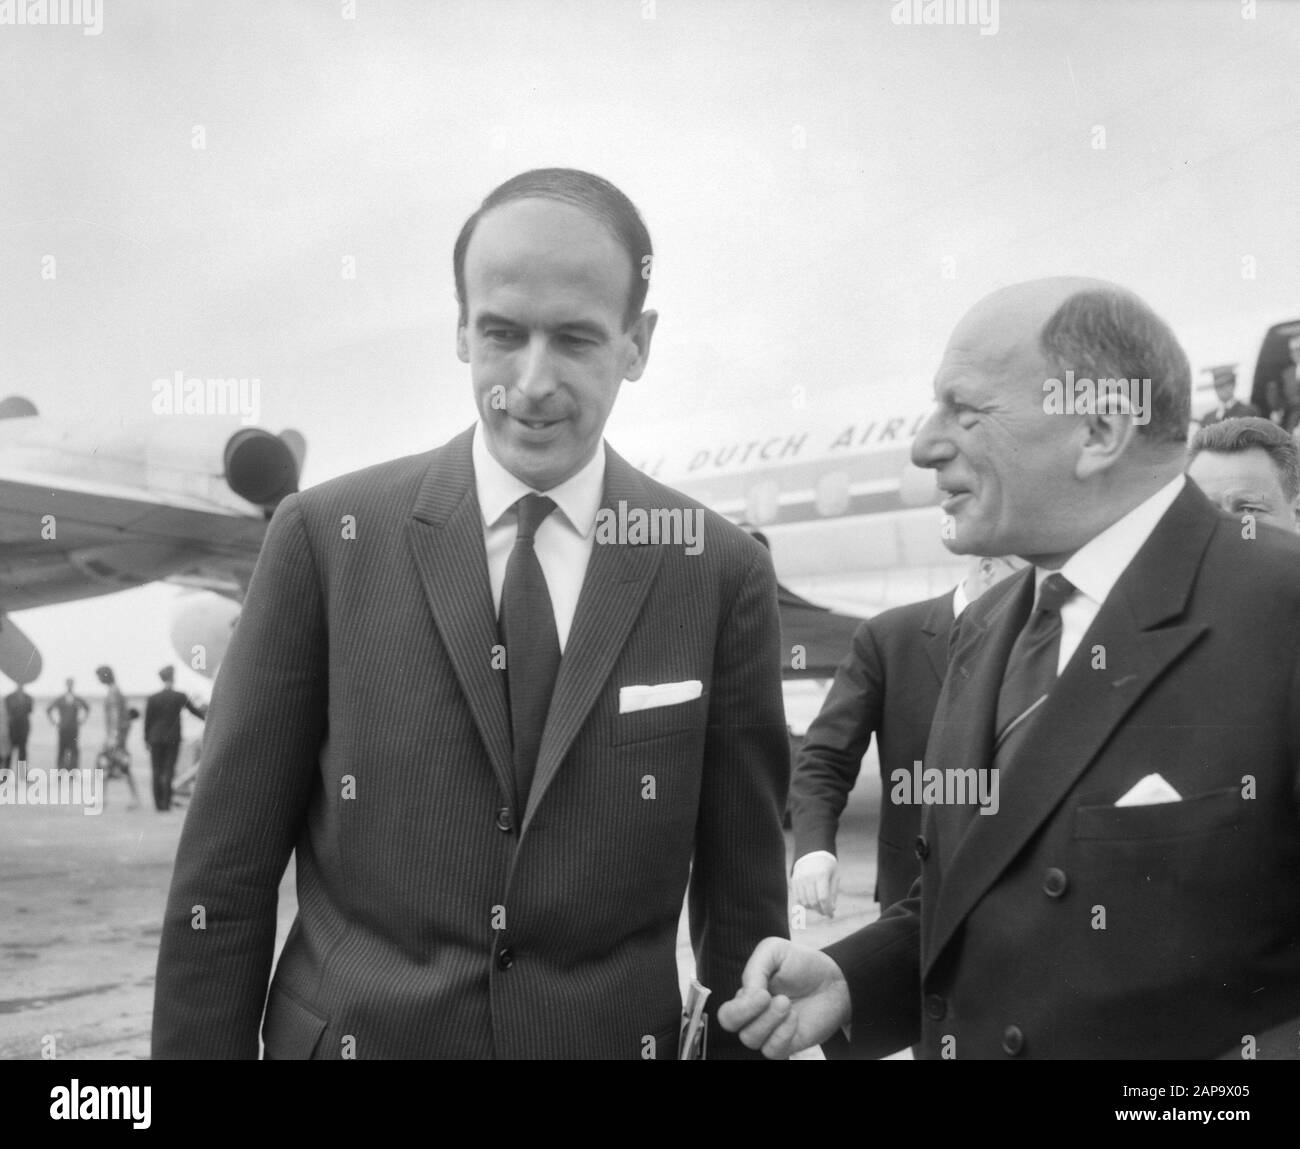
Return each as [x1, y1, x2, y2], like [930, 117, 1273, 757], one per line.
[144, 666, 205, 813]
[154, 168, 789, 1060]
[453, 167, 652, 331]
[721, 277, 1300, 1059]
[1188, 416, 1300, 533]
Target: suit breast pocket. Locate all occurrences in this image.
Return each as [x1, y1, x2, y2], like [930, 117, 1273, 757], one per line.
[1073, 785, 1244, 841]
[611, 695, 707, 747]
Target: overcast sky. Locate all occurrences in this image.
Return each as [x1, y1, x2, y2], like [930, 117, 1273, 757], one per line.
[3, 0, 1299, 697]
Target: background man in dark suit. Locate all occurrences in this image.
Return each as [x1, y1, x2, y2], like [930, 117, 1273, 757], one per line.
[720, 277, 1300, 1059]
[143, 666, 205, 812]
[790, 556, 1022, 915]
[152, 169, 789, 1060]
[1187, 416, 1300, 533]
[4, 682, 33, 769]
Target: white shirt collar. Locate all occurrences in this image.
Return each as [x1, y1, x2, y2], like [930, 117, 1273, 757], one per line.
[471, 422, 606, 538]
[951, 579, 970, 618]
[1039, 474, 1186, 605]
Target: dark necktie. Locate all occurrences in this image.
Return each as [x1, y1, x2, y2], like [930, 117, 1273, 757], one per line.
[993, 572, 1075, 762]
[499, 493, 560, 809]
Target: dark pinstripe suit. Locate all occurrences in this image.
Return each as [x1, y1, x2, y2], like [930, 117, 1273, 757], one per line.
[790, 591, 953, 908]
[151, 427, 790, 1059]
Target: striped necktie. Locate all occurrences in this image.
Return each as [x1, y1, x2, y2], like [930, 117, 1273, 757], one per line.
[993, 572, 1075, 761]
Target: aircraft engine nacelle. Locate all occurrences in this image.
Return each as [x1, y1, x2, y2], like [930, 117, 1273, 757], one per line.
[223, 428, 300, 509]
[169, 593, 242, 680]
[0, 614, 42, 684]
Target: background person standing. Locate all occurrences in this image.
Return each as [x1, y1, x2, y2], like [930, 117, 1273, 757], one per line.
[144, 666, 205, 812]
[4, 682, 33, 770]
[46, 678, 89, 771]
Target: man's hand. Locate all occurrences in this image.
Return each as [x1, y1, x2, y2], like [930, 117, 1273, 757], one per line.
[716, 937, 852, 1059]
[790, 851, 839, 917]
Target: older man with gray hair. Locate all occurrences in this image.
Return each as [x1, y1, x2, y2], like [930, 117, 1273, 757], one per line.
[721, 276, 1300, 1060]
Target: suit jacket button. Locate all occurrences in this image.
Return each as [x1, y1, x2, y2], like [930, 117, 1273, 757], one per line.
[497, 947, 514, 970]
[495, 806, 514, 833]
[914, 836, 930, 861]
[1043, 867, 1068, 897]
[1001, 1025, 1024, 1056]
[924, 994, 946, 1020]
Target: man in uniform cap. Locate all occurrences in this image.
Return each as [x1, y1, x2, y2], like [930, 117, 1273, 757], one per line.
[1198, 364, 1257, 427]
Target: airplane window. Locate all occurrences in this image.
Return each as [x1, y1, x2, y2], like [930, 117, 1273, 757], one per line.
[745, 480, 780, 526]
[815, 471, 851, 517]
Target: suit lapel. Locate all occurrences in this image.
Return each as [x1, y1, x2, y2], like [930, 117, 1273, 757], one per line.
[926, 573, 1032, 850]
[405, 427, 516, 803]
[523, 447, 664, 830]
[924, 484, 1217, 972]
[920, 591, 957, 684]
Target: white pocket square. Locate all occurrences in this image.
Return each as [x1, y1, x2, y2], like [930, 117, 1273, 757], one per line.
[619, 680, 703, 714]
[1115, 773, 1182, 807]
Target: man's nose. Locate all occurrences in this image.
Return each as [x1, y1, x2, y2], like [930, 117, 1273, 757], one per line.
[515, 335, 558, 403]
[910, 408, 950, 470]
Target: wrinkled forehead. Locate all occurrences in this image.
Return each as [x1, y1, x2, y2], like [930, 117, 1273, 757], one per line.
[938, 299, 1050, 394]
[937, 279, 1110, 397]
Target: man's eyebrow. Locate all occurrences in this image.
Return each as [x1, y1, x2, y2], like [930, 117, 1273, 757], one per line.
[554, 319, 611, 339]
[474, 311, 522, 330]
[473, 312, 611, 339]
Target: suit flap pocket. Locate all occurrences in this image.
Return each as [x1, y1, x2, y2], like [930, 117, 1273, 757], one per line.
[262, 987, 328, 1060]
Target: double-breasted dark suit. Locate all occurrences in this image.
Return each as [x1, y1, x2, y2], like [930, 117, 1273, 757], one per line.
[790, 591, 954, 908]
[825, 482, 1300, 1058]
[152, 428, 790, 1059]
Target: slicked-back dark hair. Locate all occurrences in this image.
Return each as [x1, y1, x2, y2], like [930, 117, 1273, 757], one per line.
[1039, 288, 1191, 446]
[1189, 415, 1300, 503]
[453, 168, 652, 331]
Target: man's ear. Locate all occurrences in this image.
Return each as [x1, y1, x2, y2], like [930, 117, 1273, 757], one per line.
[622, 310, 658, 382]
[1075, 409, 1139, 480]
[456, 324, 470, 364]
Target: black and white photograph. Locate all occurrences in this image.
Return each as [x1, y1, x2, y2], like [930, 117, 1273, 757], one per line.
[2, 0, 1298, 1116]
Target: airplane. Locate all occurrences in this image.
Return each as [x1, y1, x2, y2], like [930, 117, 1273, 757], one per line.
[631, 406, 963, 621]
[2, 316, 1292, 695]
[0, 396, 302, 685]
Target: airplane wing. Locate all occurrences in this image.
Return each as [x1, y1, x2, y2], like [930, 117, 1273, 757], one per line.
[0, 403, 300, 681]
[0, 475, 267, 613]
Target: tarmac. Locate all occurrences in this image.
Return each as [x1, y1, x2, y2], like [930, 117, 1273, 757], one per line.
[0, 720, 888, 1060]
